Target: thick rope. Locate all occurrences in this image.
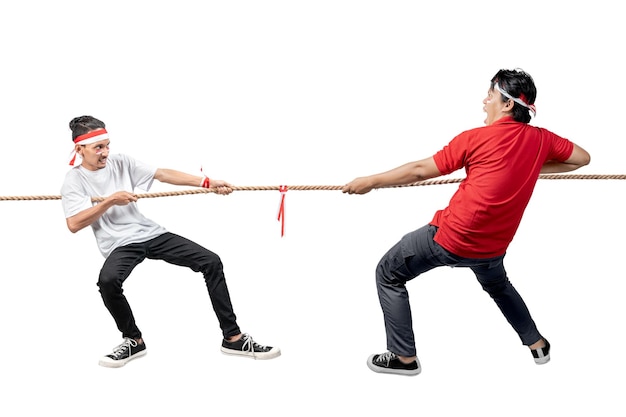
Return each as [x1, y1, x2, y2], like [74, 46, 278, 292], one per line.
[1, 174, 624, 202]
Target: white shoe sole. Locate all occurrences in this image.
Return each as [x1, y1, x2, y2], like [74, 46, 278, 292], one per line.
[220, 346, 281, 360]
[367, 354, 421, 376]
[99, 350, 147, 368]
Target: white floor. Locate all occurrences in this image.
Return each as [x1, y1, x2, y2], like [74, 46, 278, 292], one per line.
[2, 179, 623, 416]
[1, 1, 624, 416]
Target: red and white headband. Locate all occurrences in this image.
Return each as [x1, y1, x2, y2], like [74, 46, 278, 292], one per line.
[68, 128, 110, 166]
[494, 82, 536, 117]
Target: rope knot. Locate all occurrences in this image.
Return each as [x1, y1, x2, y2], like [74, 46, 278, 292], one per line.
[277, 185, 288, 237]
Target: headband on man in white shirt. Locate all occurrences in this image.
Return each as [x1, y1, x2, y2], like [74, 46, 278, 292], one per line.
[68, 128, 110, 166]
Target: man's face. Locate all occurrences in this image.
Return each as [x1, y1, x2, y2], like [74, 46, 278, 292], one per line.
[77, 139, 110, 171]
[482, 86, 510, 125]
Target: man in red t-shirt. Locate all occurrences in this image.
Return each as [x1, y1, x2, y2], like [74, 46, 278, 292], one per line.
[342, 69, 590, 376]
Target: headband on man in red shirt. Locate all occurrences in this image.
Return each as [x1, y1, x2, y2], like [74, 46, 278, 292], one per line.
[494, 82, 537, 117]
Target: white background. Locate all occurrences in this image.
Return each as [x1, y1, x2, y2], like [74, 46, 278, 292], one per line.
[1, 1, 624, 416]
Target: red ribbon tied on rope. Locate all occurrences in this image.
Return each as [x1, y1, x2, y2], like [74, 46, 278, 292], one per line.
[277, 185, 288, 237]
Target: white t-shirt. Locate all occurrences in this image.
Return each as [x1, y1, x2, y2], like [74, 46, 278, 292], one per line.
[61, 153, 167, 258]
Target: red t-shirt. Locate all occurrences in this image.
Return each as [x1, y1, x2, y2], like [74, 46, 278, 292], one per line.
[431, 116, 574, 258]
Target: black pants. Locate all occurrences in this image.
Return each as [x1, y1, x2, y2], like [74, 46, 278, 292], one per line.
[98, 232, 240, 340]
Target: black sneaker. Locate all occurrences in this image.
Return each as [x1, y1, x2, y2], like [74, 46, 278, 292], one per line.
[221, 333, 280, 360]
[367, 351, 421, 376]
[531, 338, 550, 365]
[99, 338, 147, 368]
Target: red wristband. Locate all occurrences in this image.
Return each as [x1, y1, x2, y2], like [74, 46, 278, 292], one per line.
[201, 177, 210, 188]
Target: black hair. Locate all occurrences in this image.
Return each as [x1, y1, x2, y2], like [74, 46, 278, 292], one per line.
[490, 69, 537, 123]
[69, 115, 106, 141]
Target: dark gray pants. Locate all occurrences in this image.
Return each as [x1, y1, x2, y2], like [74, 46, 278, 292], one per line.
[98, 232, 240, 340]
[376, 224, 542, 357]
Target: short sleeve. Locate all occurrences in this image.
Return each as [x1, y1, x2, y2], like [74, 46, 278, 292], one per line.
[60, 171, 92, 218]
[433, 131, 470, 176]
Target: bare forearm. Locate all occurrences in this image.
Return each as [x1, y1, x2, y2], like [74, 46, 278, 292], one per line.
[371, 161, 436, 187]
[66, 199, 115, 233]
[154, 168, 234, 195]
[66, 191, 138, 233]
[540, 161, 585, 173]
[154, 168, 202, 187]
[343, 157, 441, 195]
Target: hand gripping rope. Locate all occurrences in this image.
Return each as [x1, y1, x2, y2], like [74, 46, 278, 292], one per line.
[1, 174, 625, 237]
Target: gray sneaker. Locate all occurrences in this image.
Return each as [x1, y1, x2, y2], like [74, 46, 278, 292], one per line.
[99, 338, 147, 368]
[367, 351, 421, 376]
[221, 333, 280, 360]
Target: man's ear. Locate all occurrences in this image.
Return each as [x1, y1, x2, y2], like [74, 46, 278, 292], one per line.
[75, 144, 83, 156]
[503, 99, 515, 112]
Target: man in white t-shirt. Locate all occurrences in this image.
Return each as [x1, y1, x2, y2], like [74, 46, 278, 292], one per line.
[61, 115, 280, 367]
